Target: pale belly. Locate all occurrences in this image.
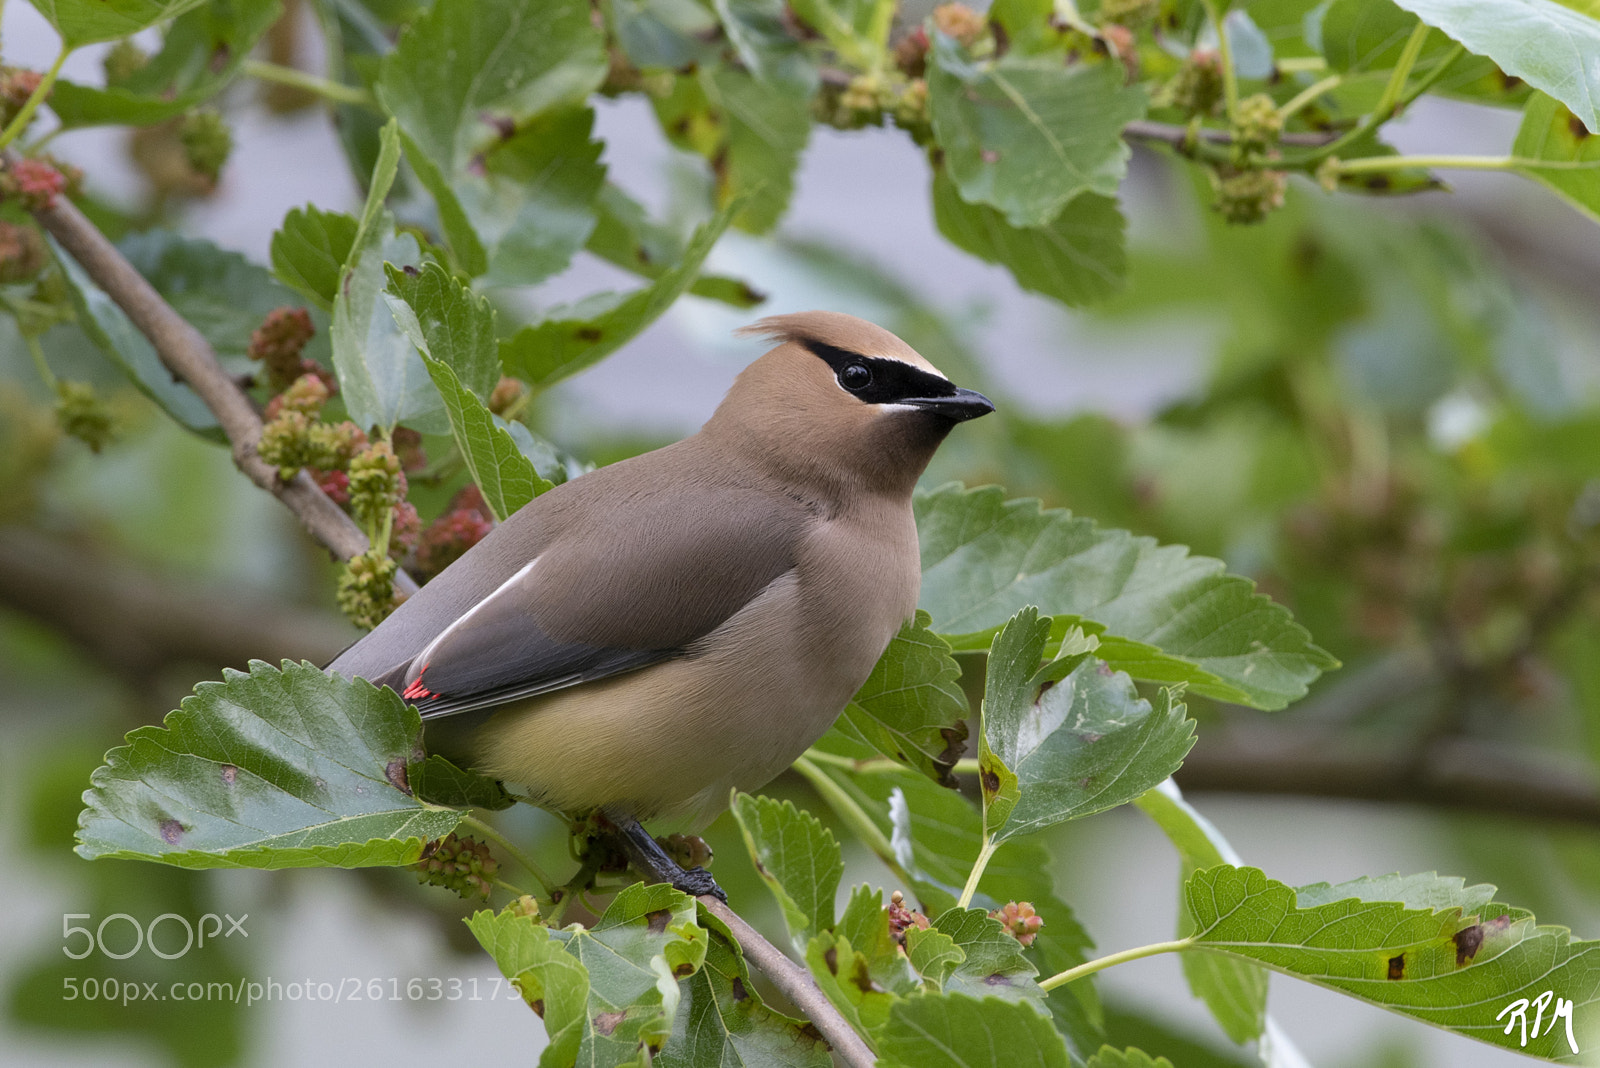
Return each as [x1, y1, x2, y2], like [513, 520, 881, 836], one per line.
[467, 568, 905, 827]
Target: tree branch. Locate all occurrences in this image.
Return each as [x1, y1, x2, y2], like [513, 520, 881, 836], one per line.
[19, 170, 417, 596]
[1177, 727, 1600, 827]
[697, 896, 878, 1068]
[1121, 119, 1338, 150]
[613, 827, 876, 1068]
[0, 526, 354, 685]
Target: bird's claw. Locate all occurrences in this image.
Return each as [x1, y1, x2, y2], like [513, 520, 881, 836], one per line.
[674, 866, 726, 902]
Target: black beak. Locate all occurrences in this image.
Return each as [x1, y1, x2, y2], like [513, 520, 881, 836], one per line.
[904, 387, 995, 422]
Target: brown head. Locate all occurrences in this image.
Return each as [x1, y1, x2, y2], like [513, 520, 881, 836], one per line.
[701, 311, 994, 499]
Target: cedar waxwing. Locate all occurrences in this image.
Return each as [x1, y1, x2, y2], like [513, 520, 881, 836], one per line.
[329, 311, 993, 855]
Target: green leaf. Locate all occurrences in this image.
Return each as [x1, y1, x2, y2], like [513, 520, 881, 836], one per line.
[1135, 783, 1268, 1045]
[271, 206, 359, 313]
[407, 754, 514, 810]
[878, 992, 1072, 1068]
[835, 611, 970, 786]
[467, 908, 592, 1067]
[465, 107, 606, 287]
[928, 37, 1146, 229]
[1514, 91, 1600, 224]
[333, 229, 440, 434]
[46, 238, 217, 434]
[1389, 0, 1600, 132]
[50, 229, 324, 438]
[730, 793, 844, 944]
[651, 68, 811, 234]
[586, 183, 766, 308]
[27, 0, 210, 48]
[932, 906, 1046, 1004]
[77, 660, 464, 868]
[802, 748, 1106, 1054]
[1085, 1048, 1176, 1068]
[47, 0, 282, 127]
[348, 118, 402, 269]
[933, 168, 1127, 308]
[980, 608, 1195, 842]
[1186, 865, 1600, 1061]
[804, 930, 898, 1042]
[418, 348, 550, 522]
[657, 904, 833, 1068]
[117, 230, 325, 364]
[549, 883, 708, 1065]
[383, 262, 499, 402]
[905, 926, 965, 989]
[376, 0, 607, 278]
[500, 202, 738, 387]
[915, 484, 1339, 710]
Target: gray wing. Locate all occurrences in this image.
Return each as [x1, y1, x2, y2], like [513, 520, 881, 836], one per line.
[334, 464, 807, 721]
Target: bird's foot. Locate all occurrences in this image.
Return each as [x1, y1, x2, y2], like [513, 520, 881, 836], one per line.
[603, 814, 728, 902]
[673, 865, 727, 902]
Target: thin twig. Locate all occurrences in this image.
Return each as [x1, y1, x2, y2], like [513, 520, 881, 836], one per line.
[698, 896, 879, 1068]
[612, 819, 876, 1068]
[18, 171, 417, 596]
[1123, 119, 1337, 149]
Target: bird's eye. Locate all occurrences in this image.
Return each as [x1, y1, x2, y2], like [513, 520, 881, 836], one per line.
[839, 363, 872, 391]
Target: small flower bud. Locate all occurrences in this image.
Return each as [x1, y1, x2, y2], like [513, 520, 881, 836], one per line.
[991, 901, 1044, 946]
[0, 67, 44, 134]
[390, 499, 421, 559]
[54, 380, 115, 452]
[337, 547, 398, 630]
[248, 307, 316, 392]
[1315, 156, 1342, 192]
[505, 895, 541, 920]
[888, 890, 932, 944]
[933, 3, 987, 48]
[0, 221, 47, 284]
[278, 371, 330, 417]
[488, 376, 527, 416]
[391, 426, 428, 473]
[895, 28, 930, 78]
[894, 78, 930, 128]
[414, 485, 496, 580]
[315, 468, 350, 504]
[1, 158, 67, 211]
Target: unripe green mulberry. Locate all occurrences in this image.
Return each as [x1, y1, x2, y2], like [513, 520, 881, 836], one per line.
[54, 380, 115, 452]
[103, 40, 150, 86]
[1162, 50, 1223, 116]
[257, 409, 315, 480]
[179, 108, 232, 188]
[412, 833, 499, 899]
[1232, 92, 1283, 156]
[347, 440, 404, 538]
[337, 547, 398, 630]
[1212, 167, 1288, 224]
